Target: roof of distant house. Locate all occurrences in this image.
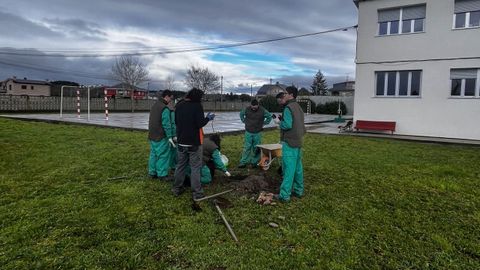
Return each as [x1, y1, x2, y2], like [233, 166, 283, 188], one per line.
[7, 77, 51, 85]
[257, 82, 287, 96]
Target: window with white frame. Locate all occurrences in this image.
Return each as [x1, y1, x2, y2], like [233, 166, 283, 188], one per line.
[378, 5, 426, 36]
[454, 0, 480, 28]
[375, 70, 422, 97]
[450, 68, 480, 97]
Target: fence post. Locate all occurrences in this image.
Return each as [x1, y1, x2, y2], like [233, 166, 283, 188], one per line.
[76, 89, 81, 118]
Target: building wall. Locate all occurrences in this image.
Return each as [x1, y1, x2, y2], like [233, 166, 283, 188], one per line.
[5, 81, 51, 96]
[356, 0, 480, 63]
[355, 0, 480, 140]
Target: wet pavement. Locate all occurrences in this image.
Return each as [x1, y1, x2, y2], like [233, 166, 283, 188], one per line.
[307, 122, 480, 146]
[1, 112, 338, 134]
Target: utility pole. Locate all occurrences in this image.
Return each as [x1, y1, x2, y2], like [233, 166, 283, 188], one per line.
[220, 75, 223, 111]
[250, 84, 253, 97]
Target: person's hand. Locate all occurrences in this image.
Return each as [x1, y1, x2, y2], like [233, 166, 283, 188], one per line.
[206, 112, 215, 120]
[168, 138, 176, 148]
[172, 137, 177, 143]
[224, 171, 231, 177]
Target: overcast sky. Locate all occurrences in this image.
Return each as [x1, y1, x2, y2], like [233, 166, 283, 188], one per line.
[0, 0, 358, 93]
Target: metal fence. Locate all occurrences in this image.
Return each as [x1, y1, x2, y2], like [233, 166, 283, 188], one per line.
[0, 95, 251, 112]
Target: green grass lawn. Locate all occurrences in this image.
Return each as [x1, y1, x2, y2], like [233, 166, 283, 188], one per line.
[1, 118, 479, 270]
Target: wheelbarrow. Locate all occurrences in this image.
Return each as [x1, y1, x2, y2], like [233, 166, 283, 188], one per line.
[257, 143, 282, 171]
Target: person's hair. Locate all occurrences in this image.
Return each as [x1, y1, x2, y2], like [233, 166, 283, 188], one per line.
[209, 133, 221, 150]
[285, 86, 298, 98]
[162, 89, 173, 98]
[275, 92, 285, 99]
[185, 88, 204, 102]
[251, 99, 259, 106]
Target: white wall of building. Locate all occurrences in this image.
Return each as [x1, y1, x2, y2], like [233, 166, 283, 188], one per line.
[355, 0, 480, 140]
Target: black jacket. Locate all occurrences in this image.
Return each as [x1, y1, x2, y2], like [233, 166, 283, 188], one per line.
[175, 99, 210, 146]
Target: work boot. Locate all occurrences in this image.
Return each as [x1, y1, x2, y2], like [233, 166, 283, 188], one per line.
[273, 194, 289, 203]
[193, 193, 205, 201]
[292, 192, 303, 199]
[171, 187, 185, 197]
[159, 175, 173, 182]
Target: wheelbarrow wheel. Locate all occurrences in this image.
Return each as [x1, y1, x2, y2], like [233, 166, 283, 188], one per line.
[262, 158, 270, 171]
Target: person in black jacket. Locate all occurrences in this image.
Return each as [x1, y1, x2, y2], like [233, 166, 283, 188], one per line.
[171, 88, 215, 200]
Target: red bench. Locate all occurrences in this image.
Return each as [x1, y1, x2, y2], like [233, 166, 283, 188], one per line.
[355, 120, 396, 134]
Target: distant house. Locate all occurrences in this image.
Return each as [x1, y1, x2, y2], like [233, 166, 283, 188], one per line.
[1, 77, 51, 96]
[329, 81, 355, 96]
[256, 82, 287, 98]
[104, 83, 148, 99]
[298, 87, 312, 96]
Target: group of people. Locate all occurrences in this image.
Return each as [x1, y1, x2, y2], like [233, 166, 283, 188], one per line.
[148, 86, 305, 202]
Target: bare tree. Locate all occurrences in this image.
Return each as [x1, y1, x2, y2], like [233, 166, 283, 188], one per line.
[111, 56, 149, 112]
[184, 65, 220, 94]
[164, 75, 176, 90]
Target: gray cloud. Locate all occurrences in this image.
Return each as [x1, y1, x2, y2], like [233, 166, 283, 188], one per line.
[0, 0, 358, 91]
[0, 11, 63, 40]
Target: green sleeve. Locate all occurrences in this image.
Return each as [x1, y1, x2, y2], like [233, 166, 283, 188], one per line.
[212, 149, 227, 172]
[162, 108, 174, 138]
[240, 109, 246, 123]
[263, 109, 272, 125]
[280, 107, 293, 130]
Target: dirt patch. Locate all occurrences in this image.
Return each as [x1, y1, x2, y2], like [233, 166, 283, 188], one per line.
[229, 173, 280, 194]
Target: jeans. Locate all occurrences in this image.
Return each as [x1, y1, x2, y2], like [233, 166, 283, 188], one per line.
[173, 145, 204, 199]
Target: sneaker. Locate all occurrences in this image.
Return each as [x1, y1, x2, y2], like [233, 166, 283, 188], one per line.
[237, 164, 247, 169]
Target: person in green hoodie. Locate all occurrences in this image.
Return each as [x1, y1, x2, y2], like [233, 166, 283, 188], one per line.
[148, 90, 176, 180]
[273, 86, 306, 202]
[238, 99, 272, 168]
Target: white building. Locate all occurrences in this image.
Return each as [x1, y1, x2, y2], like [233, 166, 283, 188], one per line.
[354, 0, 480, 140]
[1, 77, 51, 96]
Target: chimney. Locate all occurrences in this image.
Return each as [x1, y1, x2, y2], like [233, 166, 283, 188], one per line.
[24, 77, 27, 80]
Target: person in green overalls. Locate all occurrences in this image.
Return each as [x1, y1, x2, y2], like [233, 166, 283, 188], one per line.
[273, 86, 306, 202]
[148, 90, 176, 180]
[183, 134, 231, 185]
[167, 100, 177, 171]
[238, 99, 272, 168]
[200, 134, 231, 184]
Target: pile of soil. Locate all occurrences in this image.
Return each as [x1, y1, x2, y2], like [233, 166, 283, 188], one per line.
[229, 173, 280, 194]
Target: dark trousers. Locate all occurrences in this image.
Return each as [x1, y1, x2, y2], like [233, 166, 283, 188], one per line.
[173, 145, 204, 199]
